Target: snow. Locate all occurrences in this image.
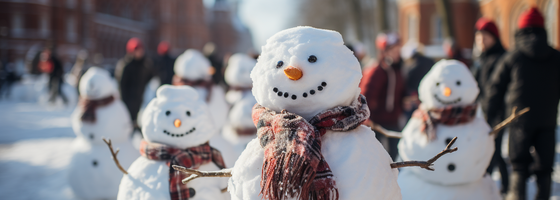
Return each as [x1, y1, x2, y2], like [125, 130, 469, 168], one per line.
[174, 49, 212, 81]
[225, 53, 256, 89]
[78, 67, 118, 100]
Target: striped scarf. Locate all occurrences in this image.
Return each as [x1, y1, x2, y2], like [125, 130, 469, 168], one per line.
[252, 95, 370, 200]
[412, 104, 478, 141]
[140, 140, 226, 200]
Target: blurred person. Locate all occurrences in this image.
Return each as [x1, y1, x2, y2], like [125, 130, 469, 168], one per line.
[0, 63, 20, 99]
[70, 49, 91, 95]
[155, 41, 175, 86]
[472, 17, 509, 194]
[485, 7, 560, 200]
[401, 41, 435, 119]
[115, 37, 154, 127]
[38, 48, 68, 104]
[443, 38, 470, 66]
[203, 42, 225, 86]
[360, 33, 405, 160]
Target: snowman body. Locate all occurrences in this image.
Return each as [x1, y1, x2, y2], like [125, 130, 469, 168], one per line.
[224, 53, 256, 105]
[397, 60, 499, 200]
[229, 26, 401, 200]
[117, 85, 228, 200]
[68, 67, 138, 200]
[222, 96, 258, 160]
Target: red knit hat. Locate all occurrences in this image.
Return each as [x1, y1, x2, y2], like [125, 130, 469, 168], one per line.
[476, 18, 500, 38]
[376, 33, 400, 51]
[157, 41, 170, 55]
[126, 37, 143, 53]
[518, 7, 545, 29]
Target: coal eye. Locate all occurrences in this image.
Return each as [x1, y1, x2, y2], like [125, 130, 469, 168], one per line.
[436, 82, 440, 86]
[276, 61, 283, 68]
[308, 55, 317, 63]
[456, 81, 461, 86]
[165, 111, 171, 116]
[186, 111, 191, 116]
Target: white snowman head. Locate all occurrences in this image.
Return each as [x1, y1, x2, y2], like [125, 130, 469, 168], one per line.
[251, 26, 362, 120]
[228, 97, 257, 129]
[174, 49, 212, 81]
[79, 67, 118, 100]
[225, 53, 256, 88]
[141, 85, 215, 149]
[418, 59, 479, 109]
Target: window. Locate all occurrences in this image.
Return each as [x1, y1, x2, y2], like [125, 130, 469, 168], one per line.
[546, 0, 558, 48]
[432, 14, 443, 44]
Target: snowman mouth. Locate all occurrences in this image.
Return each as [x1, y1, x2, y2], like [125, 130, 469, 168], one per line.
[434, 94, 461, 105]
[163, 127, 196, 138]
[272, 81, 327, 100]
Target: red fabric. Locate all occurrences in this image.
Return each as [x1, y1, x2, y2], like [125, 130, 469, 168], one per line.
[518, 7, 544, 29]
[78, 96, 115, 123]
[376, 33, 400, 51]
[412, 104, 478, 141]
[140, 140, 226, 200]
[126, 37, 143, 53]
[252, 95, 369, 200]
[158, 41, 170, 55]
[172, 75, 213, 102]
[476, 18, 500, 38]
[360, 62, 405, 125]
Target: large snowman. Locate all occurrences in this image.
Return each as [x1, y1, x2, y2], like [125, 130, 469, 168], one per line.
[397, 60, 500, 200]
[224, 53, 257, 104]
[68, 67, 139, 199]
[117, 85, 229, 200]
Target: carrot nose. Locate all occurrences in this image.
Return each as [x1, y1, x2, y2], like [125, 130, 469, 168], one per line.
[284, 66, 303, 80]
[443, 87, 452, 97]
[174, 119, 181, 128]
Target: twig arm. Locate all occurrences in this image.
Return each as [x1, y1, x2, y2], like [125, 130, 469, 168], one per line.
[490, 107, 530, 136]
[391, 137, 458, 171]
[102, 138, 128, 175]
[172, 165, 232, 184]
[371, 123, 403, 139]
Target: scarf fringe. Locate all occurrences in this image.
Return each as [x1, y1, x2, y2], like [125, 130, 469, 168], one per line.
[261, 152, 317, 200]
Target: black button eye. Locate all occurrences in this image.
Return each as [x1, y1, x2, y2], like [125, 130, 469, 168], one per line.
[165, 111, 171, 116]
[436, 82, 440, 86]
[276, 61, 283, 68]
[456, 81, 461, 86]
[186, 111, 191, 116]
[308, 55, 317, 63]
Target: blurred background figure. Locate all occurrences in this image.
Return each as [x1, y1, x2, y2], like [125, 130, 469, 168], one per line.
[69, 49, 90, 95]
[155, 41, 175, 86]
[0, 63, 20, 99]
[36, 47, 68, 105]
[360, 33, 405, 160]
[401, 40, 434, 120]
[115, 38, 154, 128]
[472, 17, 508, 195]
[485, 7, 560, 200]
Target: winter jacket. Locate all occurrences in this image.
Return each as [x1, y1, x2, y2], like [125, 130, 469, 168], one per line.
[115, 55, 154, 122]
[404, 53, 435, 96]
[473, 41, 506, 125]
[485, 27, 560, 127]
[155, 54, 176, 86]
[360, 58, 405, 126]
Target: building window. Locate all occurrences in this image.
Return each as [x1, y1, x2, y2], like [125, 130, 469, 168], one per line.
[66, 16, 77, 42]
[546, 0, 558, 48]
[432, 14, 443, 44]
[66, 0, 76, 9]
[407, 14, 418, 42]
[39, 14, 50, 38]
[11, 13, 23, 37]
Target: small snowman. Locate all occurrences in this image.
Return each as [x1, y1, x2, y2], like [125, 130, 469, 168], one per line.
[396, 60, 527, 200]
[68, 67, 139, 199]
[173, 27, 457, 200]
[116, 85, 229, 200]
[221, 97, 258, 160]
[224, 53, 257, 104]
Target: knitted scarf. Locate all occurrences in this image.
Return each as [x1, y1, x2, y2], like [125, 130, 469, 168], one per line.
[172, 75, 213, 102]
[140, 140, 226, 200]
[412, 104, 478, 141]
[252, 95, 370, 200]
[79, 96, 115, 123]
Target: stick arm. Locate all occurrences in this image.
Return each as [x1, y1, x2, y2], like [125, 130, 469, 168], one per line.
[390, 137, 458, 171]
[172, 165, 232, 184]
[370, 123, 403, 139]
[490, 107, 530, 136]
[102, 138, 129, 175]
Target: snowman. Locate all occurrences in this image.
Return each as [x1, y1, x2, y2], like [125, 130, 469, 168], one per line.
[221, 96, 258, 160]
[396, 60, 526, 200]
[68, 67, 139, 199]
[116, 85, 229, 200]
[172, 27, 458, 200]
[224, 53, 257, 104]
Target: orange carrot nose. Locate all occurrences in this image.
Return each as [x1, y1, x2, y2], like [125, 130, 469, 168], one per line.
[284, 66, 303, 80]
[443, 87, 452, 97]
[174, 119, 181, 128]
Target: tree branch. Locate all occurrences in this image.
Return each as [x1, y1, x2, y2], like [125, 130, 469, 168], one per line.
[172, 165, 232, 184]
[371, 123, 403, 139]
[391, 137, 458, 171]
[490, 107, 530, 136]
[102, 138, 128, 175]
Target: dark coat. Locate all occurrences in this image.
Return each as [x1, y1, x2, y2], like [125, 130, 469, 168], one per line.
[156, 54, 176, 86]
[473, 40, 506, 125]
[485, 27, 560, 127]
[115, 55, 154, 122]
[404, 53, 435, 96]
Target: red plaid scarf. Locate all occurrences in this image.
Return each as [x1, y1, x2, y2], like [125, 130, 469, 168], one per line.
[78, 96, 115, 123]
[172, 75, 213, 102]
[252, 95, 370, 200]
[412, 104, 478, 141]
[140, 140, 226, 200]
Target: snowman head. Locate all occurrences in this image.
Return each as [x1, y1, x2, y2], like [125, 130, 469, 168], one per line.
[418, 59, 479, 109]
[79, 67, 117, 100]
[141, 85, 215, 148]
[225, 53, 256, 88]
[228, 97, 257, 129]
[174, 49, 212, 81]
[251, 26, 362, 120]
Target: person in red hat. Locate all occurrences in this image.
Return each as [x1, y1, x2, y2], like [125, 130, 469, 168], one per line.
[472, 17, 509, 195]
[360, 33, 405, 160]
[485, 7, 560, 200]
[115, 37, 155, 127]
[155, 41, 176, 86]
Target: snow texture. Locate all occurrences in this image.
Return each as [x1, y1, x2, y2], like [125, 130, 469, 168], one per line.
[222, 96, 258, 161]
[78, 67, 119, 100]
[225, 53, 256, 89]
[174, 49, 212, 81]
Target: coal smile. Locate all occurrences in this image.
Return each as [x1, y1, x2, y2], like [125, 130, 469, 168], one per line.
[163, 127, 196, 137]
[272, 82, 327, 100]
[434, 94, 461, 105]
